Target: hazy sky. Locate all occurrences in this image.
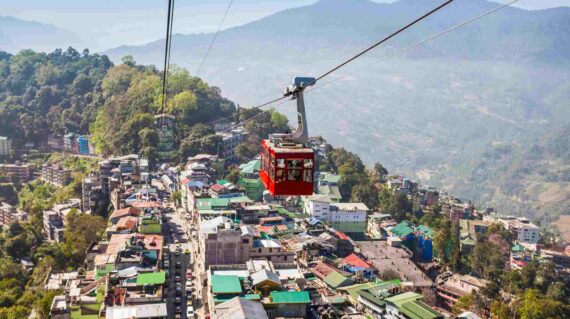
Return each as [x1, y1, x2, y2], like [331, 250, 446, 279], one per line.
[1, 0, 568, 51]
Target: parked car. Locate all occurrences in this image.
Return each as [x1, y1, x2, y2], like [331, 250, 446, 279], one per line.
[187, 306, 195, 318]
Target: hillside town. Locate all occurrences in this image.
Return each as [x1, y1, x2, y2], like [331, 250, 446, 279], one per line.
[1, 116, 568, 319]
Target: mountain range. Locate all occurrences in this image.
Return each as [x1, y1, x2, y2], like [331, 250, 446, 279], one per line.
[0, 16, 84, 53]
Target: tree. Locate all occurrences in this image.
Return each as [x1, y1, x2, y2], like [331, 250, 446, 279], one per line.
[225, 168, 241, 185]
[170, 190, 182, 207]
[434, 223, 451, 263]
[449, 221, 461, 271]
[0, 305, 29, 319]
[452, 294, 474, 315]
[518, 289, 569, 319]
[373, 162, 388, 182]
[121, 55, 136, 67]
[350, 182, 379, 210]
[62, 213, 106, 267]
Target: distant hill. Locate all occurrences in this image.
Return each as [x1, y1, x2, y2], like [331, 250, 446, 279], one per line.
[105, 0, 570, 218]
[0, 16, 84, 53]
[438, 123, 570, 223]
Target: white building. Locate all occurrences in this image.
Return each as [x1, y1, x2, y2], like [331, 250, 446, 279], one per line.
[304, 195, 368, 238]
[0, 136, 10, 156]
[487, 216, 541, 244]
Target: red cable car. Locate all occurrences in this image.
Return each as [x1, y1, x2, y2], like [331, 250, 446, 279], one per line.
[260, 77, 316, 196]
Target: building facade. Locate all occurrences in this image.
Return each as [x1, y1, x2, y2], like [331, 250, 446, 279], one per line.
[0, 136, 11, 156]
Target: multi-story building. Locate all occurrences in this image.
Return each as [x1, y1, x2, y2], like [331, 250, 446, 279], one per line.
[505, 218, 540, 244]
[436, 273, 488, 311]
[484, 216, 541, 244]
[0, 163, 33, 183]
[304, 195, 368, 238]
[64, 133, 79, 153]
[77, 135, 89, 155]
[43, 199, 81, 242]
[216, 128, 246, 162]
[0, 202, 28, 227]
[41, 164, 71, 187]
[0, 136, 11, 156]
[200, 217, 294, 268]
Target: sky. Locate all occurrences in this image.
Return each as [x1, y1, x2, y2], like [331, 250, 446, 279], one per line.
[1, 0, 569, 51]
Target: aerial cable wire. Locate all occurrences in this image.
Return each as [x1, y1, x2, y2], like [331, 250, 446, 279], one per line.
[203, 0, 454, 128]
[190, 0, 521, 144]
[195, 0, 235, 77]
[306, 0, 520, 95]
[160, 0, 176, 116]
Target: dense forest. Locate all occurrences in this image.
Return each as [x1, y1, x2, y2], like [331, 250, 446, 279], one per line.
[0, 48, 111, 146]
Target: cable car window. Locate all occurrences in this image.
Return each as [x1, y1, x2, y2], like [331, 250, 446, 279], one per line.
[270, 162, 275, 180]
[304, 169, 312, 183]
[276, 169, 285, 182]
[303, 159, 313, 169]
[287, 159, 302, 169]
[288, 169, 302, 181]
[277, 159, 286, 168]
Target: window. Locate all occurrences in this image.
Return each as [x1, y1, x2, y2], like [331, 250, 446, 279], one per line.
[287, 159, 303, 181]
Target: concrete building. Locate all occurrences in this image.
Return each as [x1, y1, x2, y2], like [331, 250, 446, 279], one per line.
[41, 163, 72, 187]
[304, 195, 368, 238]
[0, 136, 11, 156]
[216, 128, 246, 163]
[0, 202, 28, 227]
[77, 135, 90, 155]
[43, 199, 81, 242]
[436, 273, 487, 310]
[215, 297, 268, 319]
[200, 217, 294, 268]
[0, 163, 33, 183]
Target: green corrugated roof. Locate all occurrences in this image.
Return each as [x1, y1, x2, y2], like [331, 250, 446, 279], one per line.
[384, 292, 422, 307]
[341, 282, 378, 300]
[270, 291, 310, 304]
[211, 275, 242, 294]
[417, 225, 433, 239]
[323, 271, 352, 288]
[321, 173, 340, 184]
[243, 294, 261, 300]
[391, 221, 414, 237]
[228, 196, 253, 203]
[512, 244, 525, 252]
[317, 185, 342, 200]
[136, 271, 165, 285]
[276, 207, 296, 219]
[400, 300, 442, 319]
[239, 160, 260, 175]
[197, 198, 230, 210]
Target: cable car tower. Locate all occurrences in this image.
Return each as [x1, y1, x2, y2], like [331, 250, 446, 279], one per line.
[259, 77, 316, 196]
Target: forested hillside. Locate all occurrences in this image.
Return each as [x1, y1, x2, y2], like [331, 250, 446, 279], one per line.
[439, 124, 570, 224]
[0, 48, 111, 147]
[90, 60, 236, 163]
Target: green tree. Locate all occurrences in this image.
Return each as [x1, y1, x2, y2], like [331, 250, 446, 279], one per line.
[350, 182, 379, 209]
[225, 168, 241, 185]
[62, 213, 106, 267]
[518, 289, 568, 319]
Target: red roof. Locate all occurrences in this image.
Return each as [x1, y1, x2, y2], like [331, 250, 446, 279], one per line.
[309, 261, 342, 279]
[336, 231, 350, 240]
[109, 207, 141, 220]
[116, 216, 138, 230]
[130, 201, 162, 208]
[180, 178, 190, 185]
[210, 184, 226, 192]
[341, 253, 373, 269]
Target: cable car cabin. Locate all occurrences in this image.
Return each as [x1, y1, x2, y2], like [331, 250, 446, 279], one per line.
[260, 139, 314, 196]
